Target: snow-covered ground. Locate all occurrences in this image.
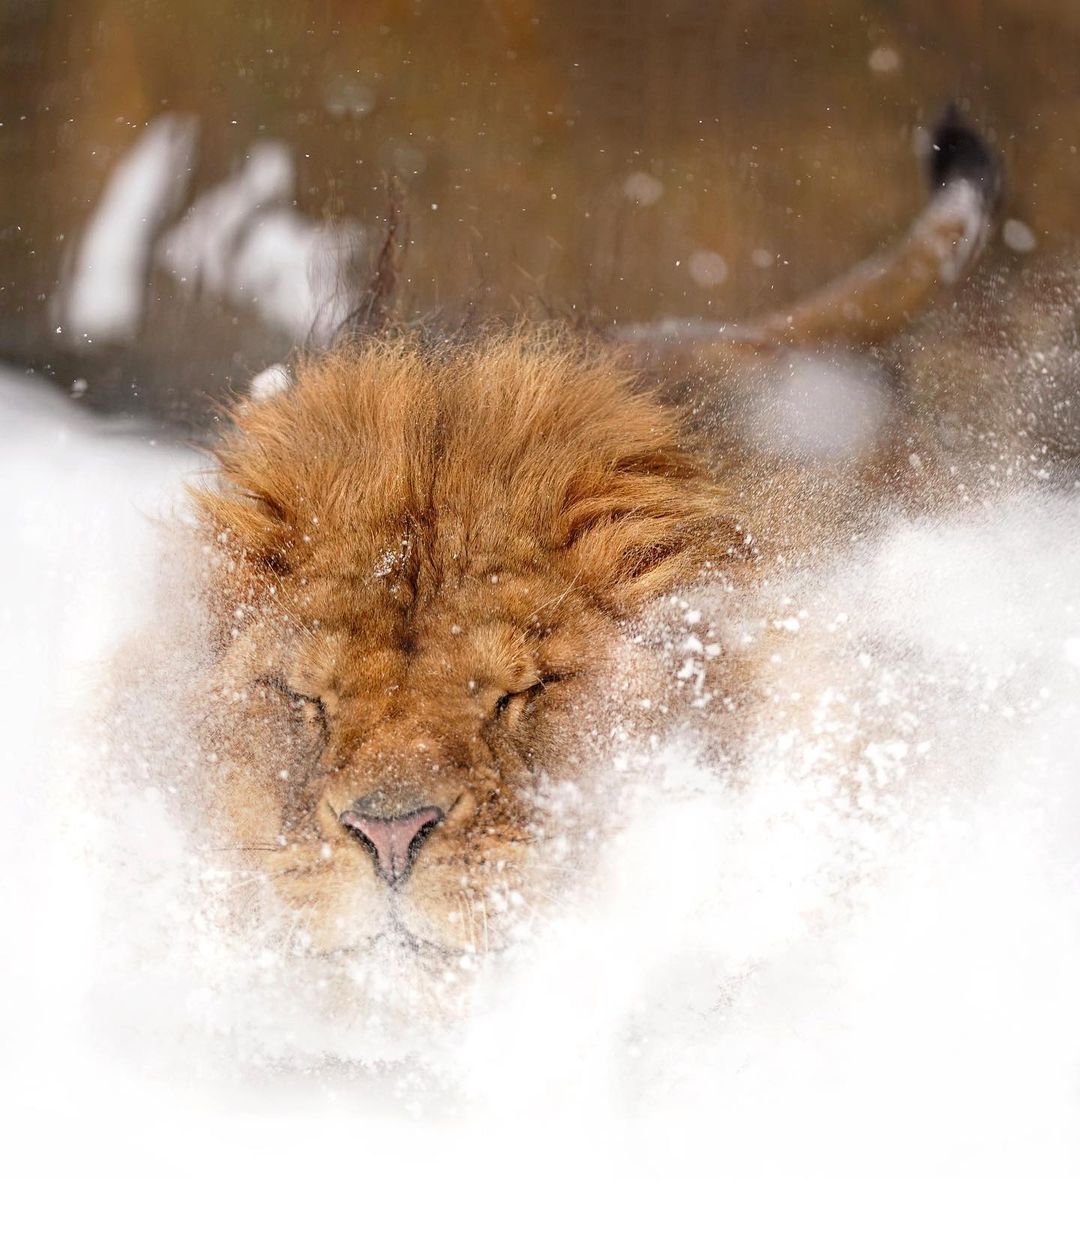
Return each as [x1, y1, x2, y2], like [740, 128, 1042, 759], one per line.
[2, 364, 1080, 1225]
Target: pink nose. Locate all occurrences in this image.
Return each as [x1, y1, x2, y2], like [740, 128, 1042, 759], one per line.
[338, 806, 444, 884]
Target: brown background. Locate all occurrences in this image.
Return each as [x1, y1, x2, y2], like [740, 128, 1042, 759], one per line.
[2, 0, 1079, 424]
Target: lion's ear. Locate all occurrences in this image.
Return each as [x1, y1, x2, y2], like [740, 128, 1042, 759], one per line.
[189, 484, 294, 574]
[611, 527, 734, 613]
[566, 493, 744, 616]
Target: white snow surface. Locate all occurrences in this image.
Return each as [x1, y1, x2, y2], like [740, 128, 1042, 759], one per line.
[2, 366, 1080, 1208]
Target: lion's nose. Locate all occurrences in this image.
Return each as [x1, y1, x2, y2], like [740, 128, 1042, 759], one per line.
[338, 804, 444, 885]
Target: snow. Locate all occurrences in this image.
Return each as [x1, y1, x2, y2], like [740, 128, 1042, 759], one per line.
[60, 114, 199, 344]
[248, 362, 290, 401]
[623, 171, 664, 206]
[744, 350, 891, 458]
[688, 249, 729, 288]
[868, 46, 902, 74]
[2, 364, 1080, 1216]
[61, 124, 367, 351]
[156, 141, 366, 343]
[1004, 218, 1039, 253]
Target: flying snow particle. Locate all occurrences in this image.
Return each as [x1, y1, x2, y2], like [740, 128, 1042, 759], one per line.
[689, 250, 729, 288]
[745, 352, 891, 461]
[1002, 219, 1037, 253]
[249, 363, 290, 401]
[868, 46, 902, 73]
[623, 172, 664, 206]
[323, 75, 377, 119]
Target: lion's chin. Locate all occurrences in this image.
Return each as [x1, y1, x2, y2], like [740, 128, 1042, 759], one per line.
[304, 915, 490, 962]
[360, 922, 479, 962]
[277, 881, 521, 962]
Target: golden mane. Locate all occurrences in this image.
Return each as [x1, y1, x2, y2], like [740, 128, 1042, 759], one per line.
[194, 328, 745, 616]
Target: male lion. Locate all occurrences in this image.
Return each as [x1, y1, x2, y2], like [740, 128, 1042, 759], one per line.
[186, 110, 1000, 961]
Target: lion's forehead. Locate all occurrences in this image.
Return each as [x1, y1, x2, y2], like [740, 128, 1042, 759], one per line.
[305, 518, 552, 588]
[277, 567, 599, 700]
[300, 562, 553, 619]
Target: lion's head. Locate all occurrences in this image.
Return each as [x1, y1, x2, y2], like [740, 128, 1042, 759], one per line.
[191, 331, 746, 956]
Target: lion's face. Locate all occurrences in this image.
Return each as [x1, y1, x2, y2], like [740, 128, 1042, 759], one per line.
[193, 333, 745, 957]
[205, 558, 627, 956]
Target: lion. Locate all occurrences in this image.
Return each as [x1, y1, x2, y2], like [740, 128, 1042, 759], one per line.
[184, 108, 1002, 962]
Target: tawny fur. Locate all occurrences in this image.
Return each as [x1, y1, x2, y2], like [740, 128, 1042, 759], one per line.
[193, 330, 753, 956]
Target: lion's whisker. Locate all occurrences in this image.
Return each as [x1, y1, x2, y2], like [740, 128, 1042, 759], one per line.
[202, 864, 311, 891]
[504, 859, 577, 873]
[509, 893, 554, 930]
[205, 844, 287, 852]
[460, 890, 479, 956]
[479, 896, 490, 954]
[513, 882, 564, 908]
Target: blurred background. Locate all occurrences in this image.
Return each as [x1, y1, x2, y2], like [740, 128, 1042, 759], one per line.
[1, 0, 1077, 428]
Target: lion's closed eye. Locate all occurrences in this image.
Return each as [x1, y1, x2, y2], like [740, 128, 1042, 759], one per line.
[493, 674, 565, 719]
[257, 675, 330, 732]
